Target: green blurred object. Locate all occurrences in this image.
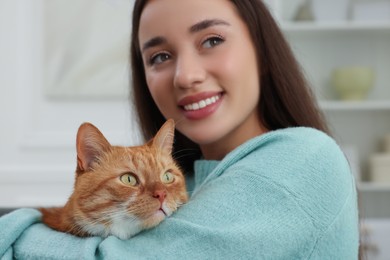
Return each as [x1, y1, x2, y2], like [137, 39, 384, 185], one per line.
[332, 66, 375, 100]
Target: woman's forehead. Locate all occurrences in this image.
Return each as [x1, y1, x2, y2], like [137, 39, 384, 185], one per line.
[138, 0, 240, 41]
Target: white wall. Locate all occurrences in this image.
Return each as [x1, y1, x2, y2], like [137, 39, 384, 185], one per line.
[0, 0, 140, 207]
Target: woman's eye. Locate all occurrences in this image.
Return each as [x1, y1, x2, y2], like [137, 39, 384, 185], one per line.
[161, 171, 175, 184]
[120, 173, 138, 186]
[149, 52, 170, 65]
[202, 36, 224, 49]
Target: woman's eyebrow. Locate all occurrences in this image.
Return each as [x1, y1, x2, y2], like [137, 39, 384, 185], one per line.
[189, 19, 230, 33]
[141, 19, 230, 52]
[142, 36, 166, 52]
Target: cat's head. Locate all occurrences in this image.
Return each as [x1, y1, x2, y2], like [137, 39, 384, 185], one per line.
[72, 119, 188, 239]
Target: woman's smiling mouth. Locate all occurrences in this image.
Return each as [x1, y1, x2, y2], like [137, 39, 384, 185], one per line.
[178, 92, 224, 120]
[183, 94, 221, 111]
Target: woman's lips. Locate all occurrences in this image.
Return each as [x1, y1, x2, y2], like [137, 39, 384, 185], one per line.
[178, 92, 223, 120]
[182, 94, 221, 111]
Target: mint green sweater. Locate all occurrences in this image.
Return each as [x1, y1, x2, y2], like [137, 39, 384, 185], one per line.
[0, 127, 359, 259]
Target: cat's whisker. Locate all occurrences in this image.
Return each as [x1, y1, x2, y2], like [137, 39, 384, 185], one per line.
[174, 154, 195, 161]
[173, 116, 187, 127]
[172, 148, 200, 161]
[172, 148, 199, 156]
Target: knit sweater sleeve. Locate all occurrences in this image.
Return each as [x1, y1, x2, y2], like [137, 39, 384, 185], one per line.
[4, 127, 359, 259]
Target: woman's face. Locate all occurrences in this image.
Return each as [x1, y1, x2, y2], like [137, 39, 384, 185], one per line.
[138, 0, 266, 159]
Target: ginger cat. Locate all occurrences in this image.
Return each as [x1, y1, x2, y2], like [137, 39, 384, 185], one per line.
[40, 119, 188, 239]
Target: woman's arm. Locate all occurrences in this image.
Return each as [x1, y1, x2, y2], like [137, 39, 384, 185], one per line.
[1, 128, 359, 259]
[7, 172, 316, 259]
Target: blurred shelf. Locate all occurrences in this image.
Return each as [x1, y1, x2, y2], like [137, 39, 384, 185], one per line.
[281, 21, 390, 33]
[358, 182, 390, 192]
[319, 100, 390, 111]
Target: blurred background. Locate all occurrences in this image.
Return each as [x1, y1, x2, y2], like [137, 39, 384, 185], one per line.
[0, 0, 390, 258]
[0, 0, 138, 207]
[263, 1, 390, 258]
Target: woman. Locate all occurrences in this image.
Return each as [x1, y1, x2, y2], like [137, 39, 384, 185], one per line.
[131, 0, 359, 258]
[0, 0, 359, 258]
[131, 0, 358, 259]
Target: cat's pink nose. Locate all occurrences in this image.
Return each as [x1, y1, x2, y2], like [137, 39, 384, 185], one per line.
[153, 190, 166, 204]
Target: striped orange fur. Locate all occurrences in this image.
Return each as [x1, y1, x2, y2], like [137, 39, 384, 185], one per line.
[40, 119, 188, 239]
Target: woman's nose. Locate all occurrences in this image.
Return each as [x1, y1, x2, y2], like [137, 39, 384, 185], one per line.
[173, 52, 206, 89]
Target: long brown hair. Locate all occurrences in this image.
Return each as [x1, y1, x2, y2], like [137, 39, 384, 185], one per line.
[130, 0, 329, 171]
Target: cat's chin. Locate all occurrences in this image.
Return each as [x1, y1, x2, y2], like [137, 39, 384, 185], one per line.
[142, 210, 167, 229]
[159, 208, 167, 215]
[151, 209, 167, 223]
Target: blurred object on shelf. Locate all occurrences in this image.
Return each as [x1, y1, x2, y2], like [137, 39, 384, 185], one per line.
[331, 66, 375, 101]
[383, 133, 390, 153]
[352, 0, 390, 22]
[342, 145, 361, 181]
[369, 133, 390, 184]
[312, 0, 351, 22]
[369, 154, 390, 183]
[293, 0, 314, 21]
[361, 219, 390, 260]
[282, 0, 305, 21]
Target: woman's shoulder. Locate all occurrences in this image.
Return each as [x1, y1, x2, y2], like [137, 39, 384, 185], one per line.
[188, 128, 358, 258]
[220, 127, 345, 174]
[248, 126, 337, 154]
[222, 127, 356, 228]
[197, 127, 353, 196]
[227, 127, 353, 193]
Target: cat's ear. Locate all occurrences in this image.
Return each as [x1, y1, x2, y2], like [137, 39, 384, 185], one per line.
[76, 123, 111, 172]
[152, 119, 175, 155]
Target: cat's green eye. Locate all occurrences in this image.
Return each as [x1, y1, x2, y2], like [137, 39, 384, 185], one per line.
[120, 173, 138, 186]
[161, 171, 175, 184]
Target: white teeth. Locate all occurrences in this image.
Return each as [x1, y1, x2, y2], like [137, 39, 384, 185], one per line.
[183, 95, 220, 111]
